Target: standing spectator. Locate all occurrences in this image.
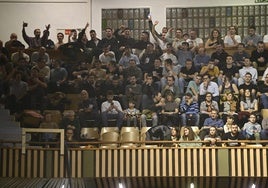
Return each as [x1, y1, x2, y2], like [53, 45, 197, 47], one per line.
[86, 29, 101, 58]
[54, 32, 65, 50]
[22, 22, 50, 48]
[122, 75, 142, 109]
[97, 27, 119, 60]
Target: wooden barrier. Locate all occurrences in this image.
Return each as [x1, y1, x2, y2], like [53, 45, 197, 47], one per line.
[1, 146, 268, 178]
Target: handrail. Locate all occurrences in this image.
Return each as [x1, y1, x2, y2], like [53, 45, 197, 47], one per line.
[21, 128, 65, 154]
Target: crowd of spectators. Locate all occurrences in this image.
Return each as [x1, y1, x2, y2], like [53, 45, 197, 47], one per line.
[1, 20, 268, 146]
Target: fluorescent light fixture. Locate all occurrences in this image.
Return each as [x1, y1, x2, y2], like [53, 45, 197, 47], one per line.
[251, 184, 256, 188]
[190, 183, 194, 188]
[119, 182, 123, 188]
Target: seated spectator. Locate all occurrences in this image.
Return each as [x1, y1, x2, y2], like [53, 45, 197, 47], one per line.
[119, 46, 140, 69]
[164, 126, 180, 147]
[123, 100, 141, 127]
[161, 58, 180, 90]
[193, 47, 210, 71]
[205, 28, 223, 49]
[77, 90, 101, 128]
[32, 58, 50, 82]
[31, 47, 50, 65]
[40, 112, 59, 147]
[122, 75, 142, 109]
[180, 92, 199, 127]
[220, 92, 239, 123]
[139, 43, 162, 74]
[199, 74, 219, 102]
[210, 42, 229, 69]
[5, 33, 24, 52]
[204, 126, 222, 146]
[178, 59, 197, 94]
[48, 60, 68, 93]
[224, 25, 241, 48]
[218, 55, 239, 86]
[65, 128, 79, 148]
[105, 61, 123, 84]
[238, 89, 258, 127]
[26, 67, 47, 110]
[222, 124, 246, 146]
[199, 109, 224, 140]
[10, 44, 30, 66]
[243, 26, 263, 48]
[122, 58, 143, 84]
[161, 75, 181, 104]
[223, 115, 241, 134]
[238, 72, 258, 98]
[186, 29, 204, 53]
[89, 59, 107, 81]
[143, 58, 163, 92]
[232, 43, 250, 69]
[185, 74, 202, 101]
[159, 43, 178, 66]
[242, 113, 261, 140]
[257, 73, 268, 108]
[199, 92, 219, 127]
[238, 58, 258, 86]
[200, 59, 220, 82]
[179, 126, 202, 147]
[260, 118, 268, 140]
[101, 90, 124, 128]
[218, 74, 239, 95]
[60, 110, 81, 141]
[160, 92, 179, 126]
[98, 44, 116, 68]
[176, 42, 193, 67]
[250, 41, 268, 77]
[6, 70, 28, 114]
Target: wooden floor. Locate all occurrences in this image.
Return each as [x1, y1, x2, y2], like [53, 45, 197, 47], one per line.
[0, 177, 267, 188]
